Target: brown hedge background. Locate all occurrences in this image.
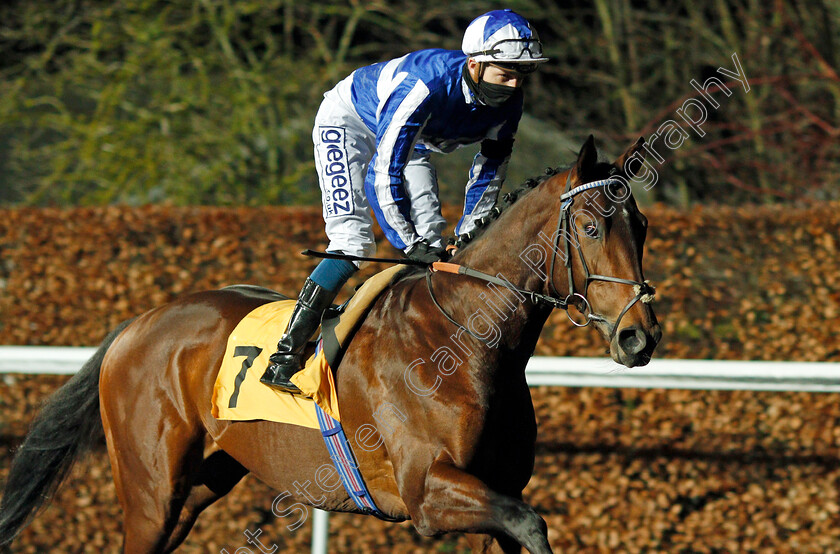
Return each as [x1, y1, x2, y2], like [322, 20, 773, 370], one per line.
[1, 203, 839, 552]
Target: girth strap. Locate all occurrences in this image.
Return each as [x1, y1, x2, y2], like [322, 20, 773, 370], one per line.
[314, 394, 400, 521]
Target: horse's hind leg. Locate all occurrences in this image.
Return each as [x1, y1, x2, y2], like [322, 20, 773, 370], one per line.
[162, 449, 249, 552]
[101, 378, 209, 554]
[107, 427, 248, 553]
[104, 420, 204, 553]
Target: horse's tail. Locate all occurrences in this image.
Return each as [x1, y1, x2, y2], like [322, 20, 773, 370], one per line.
[0, 319, 133, 545]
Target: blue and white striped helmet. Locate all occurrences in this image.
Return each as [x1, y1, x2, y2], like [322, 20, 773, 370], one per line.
[462, 9, 548, 65]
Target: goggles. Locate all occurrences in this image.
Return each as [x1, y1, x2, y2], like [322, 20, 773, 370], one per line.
[470, 38, 545, 63]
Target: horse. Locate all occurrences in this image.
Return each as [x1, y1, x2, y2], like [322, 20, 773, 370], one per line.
[0, 135, 661, 553]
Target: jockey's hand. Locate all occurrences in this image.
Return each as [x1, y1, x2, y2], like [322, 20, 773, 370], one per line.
[404, 239, 446, 264]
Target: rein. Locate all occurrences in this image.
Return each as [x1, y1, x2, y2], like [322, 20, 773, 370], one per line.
[425, 262, 567, 343]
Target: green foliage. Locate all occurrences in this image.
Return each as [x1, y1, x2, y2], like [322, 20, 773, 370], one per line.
[0, 0, 838, 206]
[0, 0, 349, 205]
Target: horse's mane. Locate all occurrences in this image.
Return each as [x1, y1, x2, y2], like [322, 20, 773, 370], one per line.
[451, 155, 616, 250]
[450, 165, 567, 250]
[393, 167, 567, 281]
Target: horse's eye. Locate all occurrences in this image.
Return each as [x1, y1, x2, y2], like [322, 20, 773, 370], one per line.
[584, 224, 599, 238]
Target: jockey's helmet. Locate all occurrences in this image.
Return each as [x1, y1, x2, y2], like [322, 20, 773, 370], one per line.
[462, 9, 548, 74]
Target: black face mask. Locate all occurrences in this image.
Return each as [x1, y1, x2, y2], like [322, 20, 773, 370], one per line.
[477, 81, 518, 108]
[462, 63, 519, 108]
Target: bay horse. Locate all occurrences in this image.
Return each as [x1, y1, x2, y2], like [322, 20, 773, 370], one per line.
[0, 136, 660, 553]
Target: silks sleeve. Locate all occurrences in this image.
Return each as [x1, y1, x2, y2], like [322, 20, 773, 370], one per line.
[364, 76, 432, 251]
[455, 111, 520, 236]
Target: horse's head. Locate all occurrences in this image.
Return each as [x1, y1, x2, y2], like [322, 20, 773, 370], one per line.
[541, 136, 661, 367]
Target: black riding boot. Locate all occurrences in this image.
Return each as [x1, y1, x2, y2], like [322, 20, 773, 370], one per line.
[260, 278, 337, 394]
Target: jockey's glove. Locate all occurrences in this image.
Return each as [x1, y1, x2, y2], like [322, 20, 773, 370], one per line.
[404, 239, 447, 264]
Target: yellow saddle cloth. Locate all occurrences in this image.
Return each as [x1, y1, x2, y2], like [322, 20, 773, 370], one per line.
[211, 265, 408, 428]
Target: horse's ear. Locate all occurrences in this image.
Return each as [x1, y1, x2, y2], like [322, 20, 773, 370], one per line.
[615, 137, 646, 178]
[574, 134, 598, 183]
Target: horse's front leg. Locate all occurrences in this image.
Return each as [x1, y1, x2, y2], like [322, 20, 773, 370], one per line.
[408, 458, 552, 554]
[465, 532, 528, 554]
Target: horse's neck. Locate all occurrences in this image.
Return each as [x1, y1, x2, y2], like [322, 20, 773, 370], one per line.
[458, 185, 557, 297]
[445, 186, 559, 351]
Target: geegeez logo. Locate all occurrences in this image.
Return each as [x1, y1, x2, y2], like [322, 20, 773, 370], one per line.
[319, 127, 354, 219]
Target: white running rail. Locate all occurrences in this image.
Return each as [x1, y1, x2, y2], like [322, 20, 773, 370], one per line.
[2, 347, 838, 392]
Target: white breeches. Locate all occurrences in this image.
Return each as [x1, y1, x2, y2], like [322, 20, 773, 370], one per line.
[313, 79, 445, 259]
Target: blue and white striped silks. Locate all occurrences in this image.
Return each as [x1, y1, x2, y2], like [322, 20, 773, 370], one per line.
[342, 49, 522, 250]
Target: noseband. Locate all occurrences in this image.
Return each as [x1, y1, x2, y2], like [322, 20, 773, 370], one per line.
[427, 172, 655, 343]
[548, 173, 655, 340]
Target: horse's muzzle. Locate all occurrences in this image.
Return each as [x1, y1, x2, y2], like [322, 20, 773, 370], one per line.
[613, 323, 662, 367]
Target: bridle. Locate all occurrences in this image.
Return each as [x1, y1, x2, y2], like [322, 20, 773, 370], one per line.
[547, 172, 655, 341]
[427, 171, 655, 343]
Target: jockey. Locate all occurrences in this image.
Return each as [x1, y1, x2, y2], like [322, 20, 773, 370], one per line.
[261, 9, 549, 394]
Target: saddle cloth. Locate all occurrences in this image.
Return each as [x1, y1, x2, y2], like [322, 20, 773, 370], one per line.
[211, 265, 409, 428]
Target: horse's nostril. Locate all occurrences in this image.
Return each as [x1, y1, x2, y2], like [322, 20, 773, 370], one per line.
[652, 324, 663, 345]
[618, 327, 646, 355]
